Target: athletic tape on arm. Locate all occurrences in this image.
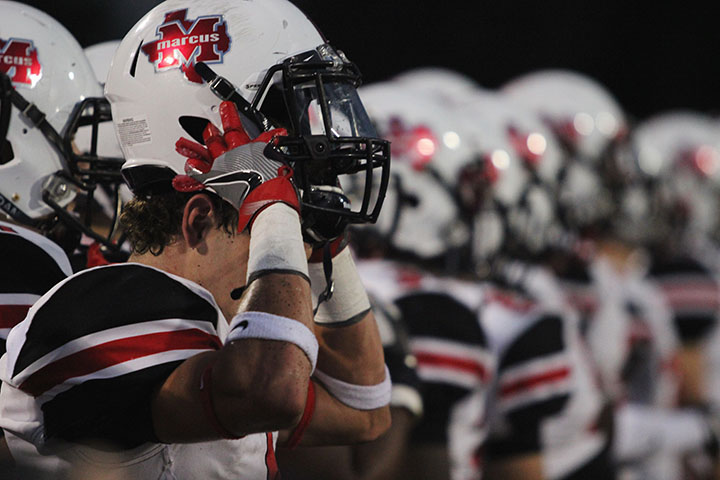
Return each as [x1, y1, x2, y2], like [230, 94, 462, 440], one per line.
[313, 365, 391, 410]
[247, 203, 308, 283]
[309, 247, 371, 325]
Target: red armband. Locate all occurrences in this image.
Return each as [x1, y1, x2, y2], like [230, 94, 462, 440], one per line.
[286, 380, 316, 449]
[199, 363, 243, 440]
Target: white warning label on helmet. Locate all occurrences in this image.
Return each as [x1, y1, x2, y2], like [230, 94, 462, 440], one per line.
[117, 116, 152, 147]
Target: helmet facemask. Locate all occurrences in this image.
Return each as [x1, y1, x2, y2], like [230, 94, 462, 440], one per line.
[0, 72, 126, 253]
[196, 44, 391, 244]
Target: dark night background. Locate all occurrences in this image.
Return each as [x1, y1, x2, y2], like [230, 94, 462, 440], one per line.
[15, 0, 720, 125]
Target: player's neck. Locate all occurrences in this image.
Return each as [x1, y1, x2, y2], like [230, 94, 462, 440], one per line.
[129, 241, 192, 281]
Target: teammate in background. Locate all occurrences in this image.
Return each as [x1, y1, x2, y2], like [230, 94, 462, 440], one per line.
[627, 111, 720, 479]
[76, 39, 134, 240]
[503, 71, 719, 480]
[0, 1, 126, 268]
[0, 2, 126, 476]
[390, 69, 615, 479]
[0, 0, 392, 478]
[352, 82, 495, 480]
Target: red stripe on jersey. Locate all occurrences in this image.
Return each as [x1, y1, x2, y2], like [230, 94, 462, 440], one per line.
[661, 284, 720, 309]
[0, 226, 16, 233]
[266, 432, 280, 480]
[0, 304, 30, 329]
[500, 367, 571, 399]
[415, 351, 489, 381]
[486, 290, 537, 313]
[19, 328, 222, 397]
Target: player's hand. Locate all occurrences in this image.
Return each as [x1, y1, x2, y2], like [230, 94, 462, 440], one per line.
[173, 101, 300, 232]
[175, 101, 285, 175]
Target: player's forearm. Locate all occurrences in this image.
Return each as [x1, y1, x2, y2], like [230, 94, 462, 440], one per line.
[315, 311, 386, 383]
[310, 246, 386, 384]
[240, 272, 315, 330]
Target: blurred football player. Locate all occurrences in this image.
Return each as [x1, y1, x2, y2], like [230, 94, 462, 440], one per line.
[503, 70, 719, 480]
[352, 81, 495, 480]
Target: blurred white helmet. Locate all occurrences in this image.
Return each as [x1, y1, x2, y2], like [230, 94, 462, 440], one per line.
[501, 69, 630, 235]
[502, 69, 627, 162]
[353, 82, 472, 261]
[629, 110, 720, 247]
[85, 40, 122, 86]
[0, 1, 124, 251]
[106, 0, 390, 234]
[452, 92, 562, 265]
[392, 67, 480, 108]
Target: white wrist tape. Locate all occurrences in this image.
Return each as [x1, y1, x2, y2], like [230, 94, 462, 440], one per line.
[226, 311, 318, 373]
[313, 365, 391, 410]
[247, 203, 308, 283]
[309, 247, 371, 325]
[391, 384, 424, 418]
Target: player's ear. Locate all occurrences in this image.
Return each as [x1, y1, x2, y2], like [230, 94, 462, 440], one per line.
[182, 193, 215, 248]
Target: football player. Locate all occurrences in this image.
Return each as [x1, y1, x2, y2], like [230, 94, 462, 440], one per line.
[352, 81, 495, 480]
[503, 70, 719, 480]
[627, 110, 720, 478]
[0, 2, 125, 474]
[0, 0, 392, 478]
[392, 69, 615, 480]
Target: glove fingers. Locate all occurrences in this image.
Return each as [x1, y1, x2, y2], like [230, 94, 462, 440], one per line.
[176, 137, 213, 174]
[203, 122, 228, 159]
[176, 137, 212, 162]
[219, 100, 251, 148]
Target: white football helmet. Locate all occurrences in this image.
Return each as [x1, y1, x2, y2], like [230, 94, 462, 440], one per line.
[392, 67, 481, 108]
[85, 40, 122, 86]
[628, 110, 720, 249]
[352, 81, 472, 262]
[457, 89, 569, 260]
[502, 69, 631, 235]
[75, 40, 132, 225]
[0, 1, 125, 251]
[106, 0, 390, 239]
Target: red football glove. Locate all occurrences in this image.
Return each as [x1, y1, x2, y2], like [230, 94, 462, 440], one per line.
[175, 100, 285, 174]
[237, 164, 301, 232]
[173, 101, 299, 233]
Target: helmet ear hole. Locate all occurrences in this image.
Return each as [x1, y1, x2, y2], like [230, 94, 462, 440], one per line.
[179, 116, 211, 144]
[129, 41, 142, 78]
[0, 141, 13, 165]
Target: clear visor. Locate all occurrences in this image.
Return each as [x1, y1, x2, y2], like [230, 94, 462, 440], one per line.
[293, 80, 379, 138]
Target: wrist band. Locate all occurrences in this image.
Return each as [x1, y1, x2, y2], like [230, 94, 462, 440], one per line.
[247, 203, 309, 284]
[312, 365, 391, 410]
[227, 311, 318, 373]
[286, 381, 316, 449]
[309, 247, 371, 325]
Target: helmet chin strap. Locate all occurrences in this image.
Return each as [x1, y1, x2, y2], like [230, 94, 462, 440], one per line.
[194, 61, 271, 137]
[2, 74, 67, 158]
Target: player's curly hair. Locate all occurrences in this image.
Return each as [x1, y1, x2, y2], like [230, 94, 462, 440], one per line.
[120, 191, 238, 256]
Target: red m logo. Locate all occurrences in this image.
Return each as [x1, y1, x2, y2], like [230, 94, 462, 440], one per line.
[0, 38, 42, 87]
[141, 9, 231, 84]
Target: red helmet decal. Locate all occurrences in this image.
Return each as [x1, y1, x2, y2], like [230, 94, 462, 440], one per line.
[386, 116, 438, 171]
[141, 9, 231, 84]
[0, 37, 42, 87]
